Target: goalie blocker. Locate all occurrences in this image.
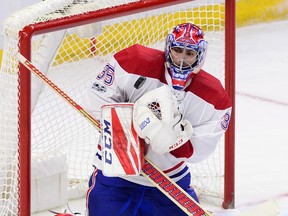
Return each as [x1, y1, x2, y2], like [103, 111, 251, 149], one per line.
[101, 103, 145, 176]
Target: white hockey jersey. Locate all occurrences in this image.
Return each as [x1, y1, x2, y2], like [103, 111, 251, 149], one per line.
[83, 44, 232, 186]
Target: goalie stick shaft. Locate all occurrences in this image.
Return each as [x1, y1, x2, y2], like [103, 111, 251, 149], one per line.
[16, 53, 101, 130]
[15, 52, 211, 216]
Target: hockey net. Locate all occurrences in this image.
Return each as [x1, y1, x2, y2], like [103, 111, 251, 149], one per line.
[0, 0, 235, 215]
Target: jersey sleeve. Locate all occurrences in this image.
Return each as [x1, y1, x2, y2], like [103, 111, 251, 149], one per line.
[169, 74, 232, 163]
[171, 103, 231, 163]
[82, 44, 166, 120]
[81, 58, 129, 120]
[191, 107, 231, 163]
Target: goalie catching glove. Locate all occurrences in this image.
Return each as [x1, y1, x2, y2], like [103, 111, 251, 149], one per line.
[133, 85, 193, 154]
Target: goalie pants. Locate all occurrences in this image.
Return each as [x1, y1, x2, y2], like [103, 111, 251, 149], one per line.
[86, 168, 199, 216]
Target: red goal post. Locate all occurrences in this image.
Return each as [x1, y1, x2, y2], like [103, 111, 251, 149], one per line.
[0, 0, 235, 215]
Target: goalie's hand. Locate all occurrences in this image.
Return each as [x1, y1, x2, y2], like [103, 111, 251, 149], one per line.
[133, 86, 193, 154]
[151, 114, 193, 154]
[133, 103, 192, 154]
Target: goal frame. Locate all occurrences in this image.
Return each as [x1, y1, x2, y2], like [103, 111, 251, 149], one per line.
[16, 0, 235, 215]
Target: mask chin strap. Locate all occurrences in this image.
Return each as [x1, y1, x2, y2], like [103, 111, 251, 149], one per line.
[164, 65, 194, 91]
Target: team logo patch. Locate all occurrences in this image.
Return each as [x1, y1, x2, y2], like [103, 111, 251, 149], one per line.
[221, 112, 231, 130]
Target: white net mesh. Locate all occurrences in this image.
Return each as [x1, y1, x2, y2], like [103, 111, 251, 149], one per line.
[0, 0, 228, 214]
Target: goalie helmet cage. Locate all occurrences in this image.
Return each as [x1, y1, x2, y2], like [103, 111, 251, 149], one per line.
[0, 0, 235, 215]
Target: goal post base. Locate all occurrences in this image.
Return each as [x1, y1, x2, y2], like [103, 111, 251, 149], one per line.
[31, 153, 68, 212]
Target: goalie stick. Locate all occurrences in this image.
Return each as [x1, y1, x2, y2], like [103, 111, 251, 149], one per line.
[15, 52, 210, 216]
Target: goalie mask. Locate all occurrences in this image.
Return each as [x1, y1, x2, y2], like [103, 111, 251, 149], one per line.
[165, 23, 208, 90]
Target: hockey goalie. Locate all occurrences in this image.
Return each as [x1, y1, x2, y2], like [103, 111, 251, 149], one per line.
[83, 23, 232, 215]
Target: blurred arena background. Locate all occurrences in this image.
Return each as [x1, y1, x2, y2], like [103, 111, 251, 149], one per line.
[0, 0, 288, 68]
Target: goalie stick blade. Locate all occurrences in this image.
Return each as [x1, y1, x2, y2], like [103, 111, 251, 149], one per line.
[235, 200, 279, 216]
